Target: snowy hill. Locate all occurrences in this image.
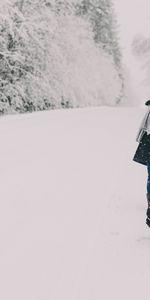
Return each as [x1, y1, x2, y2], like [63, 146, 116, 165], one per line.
[0, 106, 149, 300]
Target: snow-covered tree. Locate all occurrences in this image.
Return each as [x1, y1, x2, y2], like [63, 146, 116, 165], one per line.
[132, 34, 150, 86]
[0, 0, 123, 114]
[76, 0, 122, 67]
[0, 0, 56, 113]
[132, 34, 150, 58]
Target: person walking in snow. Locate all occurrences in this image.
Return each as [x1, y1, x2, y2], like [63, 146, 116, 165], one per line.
[133, 100, 150, 227]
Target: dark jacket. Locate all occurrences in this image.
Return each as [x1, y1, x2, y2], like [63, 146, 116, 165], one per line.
[133, 132, 150, 166]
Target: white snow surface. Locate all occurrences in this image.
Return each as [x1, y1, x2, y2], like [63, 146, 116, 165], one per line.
[0, 106, 149, 299]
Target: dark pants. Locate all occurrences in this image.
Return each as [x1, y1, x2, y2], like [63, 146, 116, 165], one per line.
[147, 163, 150, 193]
[147, 164, 150, 226]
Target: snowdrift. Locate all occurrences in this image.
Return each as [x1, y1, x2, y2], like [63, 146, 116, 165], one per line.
[0, 106, 149, 300]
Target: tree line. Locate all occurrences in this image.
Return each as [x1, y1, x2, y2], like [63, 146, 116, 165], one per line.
[0, 0, 123, 114]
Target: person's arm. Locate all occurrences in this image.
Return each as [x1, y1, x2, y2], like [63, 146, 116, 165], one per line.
[136, 109, 149, 142]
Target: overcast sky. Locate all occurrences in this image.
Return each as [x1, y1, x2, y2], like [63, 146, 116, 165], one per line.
[113, 0, 150, 104]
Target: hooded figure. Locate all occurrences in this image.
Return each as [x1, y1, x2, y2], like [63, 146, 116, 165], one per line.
[133, 100, 150, 227]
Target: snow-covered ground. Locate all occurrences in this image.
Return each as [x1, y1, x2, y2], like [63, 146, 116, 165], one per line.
[0, 106, 149, 300]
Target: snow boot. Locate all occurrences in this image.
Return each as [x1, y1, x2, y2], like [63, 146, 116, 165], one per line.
[146, 193, 150, 227]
